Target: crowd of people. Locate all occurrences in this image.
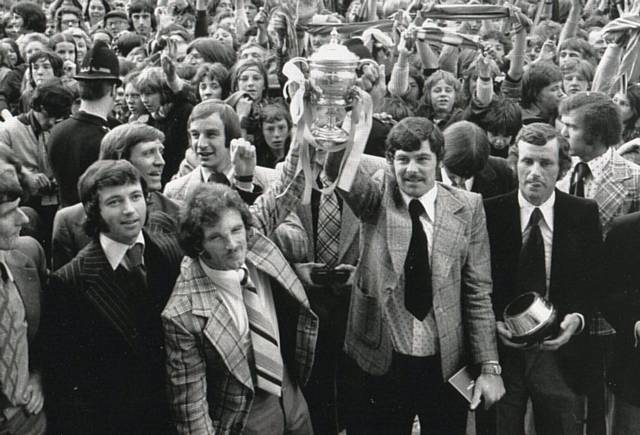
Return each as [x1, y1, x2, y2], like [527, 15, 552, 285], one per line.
[0, 0, 640, 434]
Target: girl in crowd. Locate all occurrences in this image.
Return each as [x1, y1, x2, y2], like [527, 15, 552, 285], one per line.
[83, 0, 110, 30]
[192, 62, 230, 101]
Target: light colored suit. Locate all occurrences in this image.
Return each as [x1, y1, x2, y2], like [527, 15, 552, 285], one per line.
[557, 151, 640, 235]
[338, 166, 498, 380]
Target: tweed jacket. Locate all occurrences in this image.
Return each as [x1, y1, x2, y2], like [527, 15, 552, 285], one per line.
[44, 230, 182, 435]
[336, 165, 498, 380]
[557, 150, 640, 236]
[3, 236, 47, 368]
[162, 148, 318, 435]
[50, 193, 179, 270]
[163, 164, 308, 263]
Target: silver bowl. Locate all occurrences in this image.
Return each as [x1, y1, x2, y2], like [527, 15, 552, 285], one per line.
[503, 292, 558, 345]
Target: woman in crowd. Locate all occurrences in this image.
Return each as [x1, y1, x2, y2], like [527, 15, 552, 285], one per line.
[83, 0, 110, 30]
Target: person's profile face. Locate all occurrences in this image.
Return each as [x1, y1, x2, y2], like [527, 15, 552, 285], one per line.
[559, 110, 590, 159]
[128, 140, 165, 192]
[0, 165, 27, 251]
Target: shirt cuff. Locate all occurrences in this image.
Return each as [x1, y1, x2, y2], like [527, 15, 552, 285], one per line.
[234, 181, 254, 192]
[570, 313, 585, 335]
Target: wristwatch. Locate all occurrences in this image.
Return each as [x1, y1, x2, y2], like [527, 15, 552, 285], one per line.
[480, 362, 502, 376]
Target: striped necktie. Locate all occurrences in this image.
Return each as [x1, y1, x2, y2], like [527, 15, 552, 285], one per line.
[315, 173, 341, 267]
[241, 269, 284, 397]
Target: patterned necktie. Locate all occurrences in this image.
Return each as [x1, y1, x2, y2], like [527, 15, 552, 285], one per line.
[569, 162, 590, 198]
[316, 174, 341, 268]
[404, 199, 432, 321]
[0, 262, 28, 406]
[241, 269, 284, 397]
[518, 208, 546, 295]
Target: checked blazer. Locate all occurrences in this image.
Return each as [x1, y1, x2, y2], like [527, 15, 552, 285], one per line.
[557, 150, 640, 236]
[162, 142, 319, 435]
[335, 164, 498, 380]
[43, 230, 182, 435]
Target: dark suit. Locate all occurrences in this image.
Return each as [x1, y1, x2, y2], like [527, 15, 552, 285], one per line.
[48, 111, 120, 207]
[51, 193, 179, 270]
[438, 156, 516, 199]
[44, 230, 182, 435]
[602, 212, 640, 409]
[484, 190, 602, 435]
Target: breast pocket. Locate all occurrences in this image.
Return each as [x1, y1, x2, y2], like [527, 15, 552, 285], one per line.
[352, 287, 382, 348]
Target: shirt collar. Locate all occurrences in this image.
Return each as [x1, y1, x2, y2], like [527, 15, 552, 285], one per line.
[0, 251, 14, 282]
[584, 147, 613, 182]
[99, 231, 145, 271]
[518, 190, 555, 231]
[400, 185, 437, 221]
[199, 259, 245, 296]
[440, 167, 474, 190]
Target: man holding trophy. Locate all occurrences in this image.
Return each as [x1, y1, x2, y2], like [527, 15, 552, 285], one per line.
[484, 122, 602, 435]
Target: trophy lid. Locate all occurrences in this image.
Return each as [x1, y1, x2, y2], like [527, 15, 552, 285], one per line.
[309, 28, 359, 65]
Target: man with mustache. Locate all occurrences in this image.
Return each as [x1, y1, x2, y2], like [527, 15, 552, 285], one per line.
[484, 122, 602, 435]
[323, 116, 505, 435]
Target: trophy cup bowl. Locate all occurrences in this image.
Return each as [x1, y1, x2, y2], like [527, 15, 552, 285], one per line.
[289, 29, 378, 150]
[503, 292, 559, 345]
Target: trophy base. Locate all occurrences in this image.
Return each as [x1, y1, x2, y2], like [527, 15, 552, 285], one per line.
[311, 127, 349, 151]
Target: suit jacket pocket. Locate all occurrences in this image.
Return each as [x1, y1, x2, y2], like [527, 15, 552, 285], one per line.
[352, 289, 382, 348]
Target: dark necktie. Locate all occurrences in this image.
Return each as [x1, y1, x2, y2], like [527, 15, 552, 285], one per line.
[126, 243, 148, 296]
[569, 162, 590, 197]
[208, 172, 230, 186]
[518, 208, 546, 295]
[404, 199, 432, 321]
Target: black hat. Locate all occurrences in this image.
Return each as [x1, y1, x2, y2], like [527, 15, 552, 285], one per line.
[75, 40, 120, 83]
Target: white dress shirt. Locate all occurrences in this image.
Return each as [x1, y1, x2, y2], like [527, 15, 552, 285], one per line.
[99, 231, 145, 271]
[517, 191, 584, 332]
[440, 167, 474, 191]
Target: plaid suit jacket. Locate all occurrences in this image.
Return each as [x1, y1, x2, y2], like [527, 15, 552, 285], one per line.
[557, 151, 640, 236]
[162, 146, 318, 435]
[339, 166, 498, 380]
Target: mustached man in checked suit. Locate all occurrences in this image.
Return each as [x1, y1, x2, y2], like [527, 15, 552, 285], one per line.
[0, 144, 47, 435]
[162, 137, 318, 435]
[43, 160, 182, 435]
[323, 116, 505, 435]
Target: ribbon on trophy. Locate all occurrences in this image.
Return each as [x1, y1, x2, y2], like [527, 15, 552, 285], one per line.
[283, 59, 372, 204]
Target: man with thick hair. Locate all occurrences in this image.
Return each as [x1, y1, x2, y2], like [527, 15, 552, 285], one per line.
[557, 91, 640, 435]
[485, 123, 602, 435]
[323, 117, 505, 435]
[51, 123, 179, 269]
[0, 143, 48, 435]
[521, 62, 565, 125]
[44, 160, 181, 435]
[47, 40, 120, 207]
[163, 137, 317, 434]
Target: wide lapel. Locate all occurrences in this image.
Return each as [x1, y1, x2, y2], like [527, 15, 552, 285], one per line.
[337, 205, 359, 263]
[548, 192, 573, 300]
[385, 180, 412, 277]
[81, 241, 140, 348]
[430, 185, 464, 304]
[182, 259, 253, 390]
[296, 204, 315, 261]
[593, 154, 631, 228]
[7, 252, 41, 341]
[247, 231, 310, 308]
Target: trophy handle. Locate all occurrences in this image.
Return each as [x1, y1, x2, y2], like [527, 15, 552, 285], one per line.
[357, 59, 379, 72]
[288, 57, 309, 72]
